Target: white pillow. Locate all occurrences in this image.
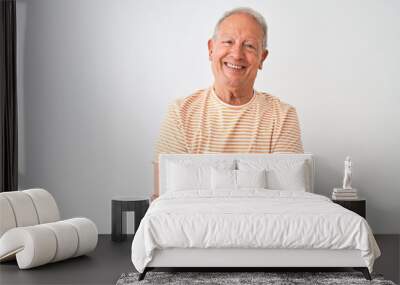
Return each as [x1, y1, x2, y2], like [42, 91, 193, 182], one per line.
[167, 163, 210, 191]
[211, 168, 236, 190]
[237, 169, 267, 189]
[238, 159, 309, 191]
[267, 162, 307, 191]
[166, 160, 235, 192]
[211, 169, 267, 190]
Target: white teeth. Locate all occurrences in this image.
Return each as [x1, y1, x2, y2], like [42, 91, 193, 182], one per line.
[226, 63, 244, 70]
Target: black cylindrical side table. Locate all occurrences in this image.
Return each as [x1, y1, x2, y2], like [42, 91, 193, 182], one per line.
[111, 196, 149, 242]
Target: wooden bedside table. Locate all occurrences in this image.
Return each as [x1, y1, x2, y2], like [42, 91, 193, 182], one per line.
[332, 199, 366, 218]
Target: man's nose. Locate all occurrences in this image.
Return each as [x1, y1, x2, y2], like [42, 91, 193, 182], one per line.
[230, 43, 244, 59]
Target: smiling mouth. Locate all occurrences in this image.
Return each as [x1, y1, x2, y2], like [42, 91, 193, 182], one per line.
[224, 62, 246, 70]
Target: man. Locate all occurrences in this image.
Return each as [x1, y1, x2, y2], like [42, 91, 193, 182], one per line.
[151, 7, 303, 200]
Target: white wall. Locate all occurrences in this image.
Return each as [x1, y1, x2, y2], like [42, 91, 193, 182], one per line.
[17, 0, 400, 234]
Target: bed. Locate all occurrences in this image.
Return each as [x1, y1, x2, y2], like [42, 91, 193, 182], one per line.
[131, 153, 380, 280]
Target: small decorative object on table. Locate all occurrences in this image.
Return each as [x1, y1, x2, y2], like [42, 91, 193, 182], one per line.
[332, 156, 366, 218]
[111, 196, 149, 242]
[332, 156, 358, 200]
[342, 156, 353, 190]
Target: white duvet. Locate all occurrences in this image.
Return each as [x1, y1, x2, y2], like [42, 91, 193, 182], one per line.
[131, 190, 380, 273]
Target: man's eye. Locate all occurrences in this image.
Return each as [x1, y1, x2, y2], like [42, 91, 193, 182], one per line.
[245, 43, 256, 50]
[222, 40, 233, 45]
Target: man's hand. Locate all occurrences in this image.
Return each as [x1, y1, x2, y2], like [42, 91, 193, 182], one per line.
[150, 192, 159, 203]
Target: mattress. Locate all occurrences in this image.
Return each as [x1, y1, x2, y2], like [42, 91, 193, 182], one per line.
[131, 190, 380, 273]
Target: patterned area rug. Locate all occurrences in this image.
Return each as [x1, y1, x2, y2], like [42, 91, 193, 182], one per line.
[116, 271, 396, 285]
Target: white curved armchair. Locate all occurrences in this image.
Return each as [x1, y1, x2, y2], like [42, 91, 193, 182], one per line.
[0, 188, 98, 269]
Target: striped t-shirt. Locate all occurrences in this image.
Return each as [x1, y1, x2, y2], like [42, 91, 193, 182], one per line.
[154, 88, 303, 162]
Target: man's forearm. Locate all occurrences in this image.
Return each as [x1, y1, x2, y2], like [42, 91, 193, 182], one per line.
[153, 162, 160, 198]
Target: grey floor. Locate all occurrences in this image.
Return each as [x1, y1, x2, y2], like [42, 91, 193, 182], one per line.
[0, 235, 133, 285]
[0, 235, 399, 285]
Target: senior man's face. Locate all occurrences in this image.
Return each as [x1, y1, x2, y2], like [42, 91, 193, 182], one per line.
[208, 13, 268, 90]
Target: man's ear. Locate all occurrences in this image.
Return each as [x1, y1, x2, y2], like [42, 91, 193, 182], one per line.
[208, 39, 214, 61]
[259, 49, 269, 70]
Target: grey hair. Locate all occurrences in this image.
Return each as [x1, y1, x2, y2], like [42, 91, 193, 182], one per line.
[212, 7, 268, 49]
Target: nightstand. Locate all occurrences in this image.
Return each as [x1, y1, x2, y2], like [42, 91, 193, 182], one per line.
[111, 196, 149, 242]
[332, 199, 366, 218]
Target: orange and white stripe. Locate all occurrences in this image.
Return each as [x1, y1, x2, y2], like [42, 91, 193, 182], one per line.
[154, 87, 303, 162]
